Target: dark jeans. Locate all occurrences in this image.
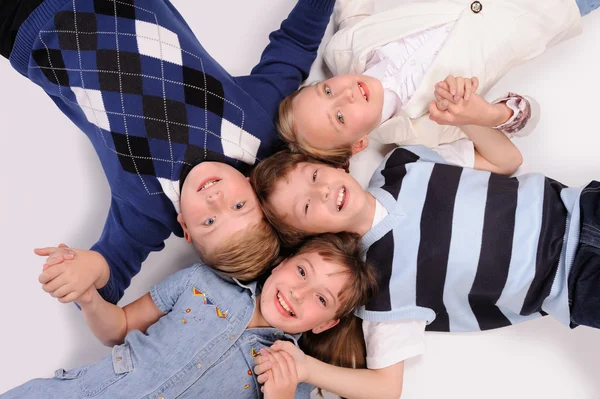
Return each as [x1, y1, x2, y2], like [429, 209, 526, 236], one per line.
[569, 181, 600, 328]
[0, 0, 44, 59]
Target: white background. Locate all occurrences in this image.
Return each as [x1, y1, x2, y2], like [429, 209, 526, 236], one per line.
[1, 0, 599, 398]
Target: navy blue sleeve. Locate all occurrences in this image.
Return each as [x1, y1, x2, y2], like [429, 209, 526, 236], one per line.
[91, 195, 172, 304]
[235, 0, 335, 119]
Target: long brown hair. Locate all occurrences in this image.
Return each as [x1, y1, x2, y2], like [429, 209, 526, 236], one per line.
[294, 233, 378, 370]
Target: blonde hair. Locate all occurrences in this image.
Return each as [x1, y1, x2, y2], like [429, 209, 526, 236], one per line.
[278, 86, 352, 170]
[197, 218, 280, 281]
[295, 233, 378, 371]
[250, 150, 328, 247]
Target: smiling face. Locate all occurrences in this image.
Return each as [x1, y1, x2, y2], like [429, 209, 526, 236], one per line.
[178, 162, 263, 255]
[259, 251, 350, 334]
[293, 74, 384, 152]
[268, 162, 374, 236]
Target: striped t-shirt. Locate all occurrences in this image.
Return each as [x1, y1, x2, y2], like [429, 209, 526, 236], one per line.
[356, 146, 583, 332]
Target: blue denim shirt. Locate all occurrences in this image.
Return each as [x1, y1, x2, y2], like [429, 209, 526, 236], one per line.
[3, 264, 313, 398]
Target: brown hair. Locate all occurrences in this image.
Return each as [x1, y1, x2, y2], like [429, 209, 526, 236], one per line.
[295, 233, 378, 370]
[197, 218, 280, 281]
[250, 150, 328, 248]
[278, 86, 353, 169]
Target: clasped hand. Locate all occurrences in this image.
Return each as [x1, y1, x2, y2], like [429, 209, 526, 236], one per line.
[34, 244, 109, 304]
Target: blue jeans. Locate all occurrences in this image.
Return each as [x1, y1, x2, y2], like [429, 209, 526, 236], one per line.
[576, 0, 600, 16]
[568, 181, 600, 328]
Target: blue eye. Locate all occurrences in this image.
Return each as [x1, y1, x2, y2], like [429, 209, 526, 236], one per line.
[234, 202, 245, 210]
[204, 217, 215, 226]
[336, 111, 344, 124]
[324, 86, 332, 96]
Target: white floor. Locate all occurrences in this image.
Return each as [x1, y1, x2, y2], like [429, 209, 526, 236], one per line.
[1, 1, 599, 398]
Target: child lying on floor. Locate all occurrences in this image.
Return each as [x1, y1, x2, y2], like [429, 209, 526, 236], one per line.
[3, 233, 377, 399]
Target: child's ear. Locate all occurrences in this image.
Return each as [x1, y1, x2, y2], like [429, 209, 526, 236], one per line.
[351, 135, 369, 155]
[311, 319, 340, 334]
[177, 214, 192, 243]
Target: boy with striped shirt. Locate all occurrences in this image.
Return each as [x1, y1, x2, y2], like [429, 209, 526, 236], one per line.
[250, 146, 600, 399]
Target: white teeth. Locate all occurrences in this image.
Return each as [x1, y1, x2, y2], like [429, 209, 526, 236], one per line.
[277, 292, 294, 316]
[336, 187, 346, 211]
[200, 179, 219, 190]
[358, 84, 367, 100]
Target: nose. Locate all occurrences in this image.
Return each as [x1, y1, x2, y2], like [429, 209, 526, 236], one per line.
[342, 86, 355, 103]
[290, 285, 310, 303]
[205, 190, 224, 205]
[316, 183, 330, 202]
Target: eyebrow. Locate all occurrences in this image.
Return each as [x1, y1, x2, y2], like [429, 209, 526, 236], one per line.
[327, 112, 340, 133]
[207, 202, 258, 232]
[314, 83, 322, 97]
[315, 83, 340, 133]
[295, 164, 310, 220]
[239, 203, 257, 217]
[304, 257, 337, 306]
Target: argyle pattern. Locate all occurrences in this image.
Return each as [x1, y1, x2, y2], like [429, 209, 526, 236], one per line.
[31, 0, 260, 194]
[11, 0, 335, 303]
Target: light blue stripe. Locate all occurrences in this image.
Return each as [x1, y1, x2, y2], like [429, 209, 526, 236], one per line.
[443, 168, 489, 332]
[402, 145, 447, 164]
[496, 174, 545, 323]
[387, 162, 435, 311]
[368, 156, 388, 190]
[543, 185, 584, 326]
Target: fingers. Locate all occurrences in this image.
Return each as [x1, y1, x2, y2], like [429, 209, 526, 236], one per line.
[455, 76, 465, 101]
[45, 250, 75, 267]
[58, 291, 81, 304]
[269, 350, 289, 382]
[464, 78, 472, 101]
[437, 100, 449, 111]
[445, 75, 457, 97]
[435, 83, 454, 104]
[471, 77, 479, 93]
[261, 370, 274, 392]
[34, 247, 59, 257]
[49, 284, 75, 299]
[38, 263, 65, 284]
[280, 351, 298, 378]
[428, 101, 444, 123]
[34, 246, 75, 267]
[41, 274, 68, 295]
[436, 81, 449, 92]
[270, 340, 295, 353]
[254, 355, 272, 378]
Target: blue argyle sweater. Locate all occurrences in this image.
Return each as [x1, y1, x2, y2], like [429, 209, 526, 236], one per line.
[356, 146, 584, 332]
[9, 0, 335, 304]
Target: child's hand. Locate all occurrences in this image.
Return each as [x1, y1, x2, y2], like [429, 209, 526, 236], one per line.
[259, 348, 299, 399]
[435, 75, 479, 102]
[428, 91, 498, 127]
[38, 243, 75, 270]
[255, 341, 309, 383]
[75, 284, 98, 307]
[34, 246, 110, 303]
